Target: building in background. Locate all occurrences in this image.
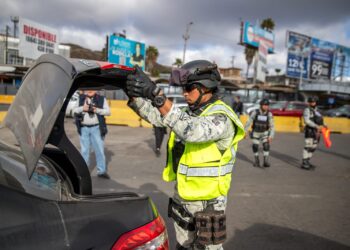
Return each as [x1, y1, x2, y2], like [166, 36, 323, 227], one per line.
[0, 17, 70, 91]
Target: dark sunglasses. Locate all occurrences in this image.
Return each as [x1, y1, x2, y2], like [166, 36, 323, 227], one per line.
[182, 83, 199, 92]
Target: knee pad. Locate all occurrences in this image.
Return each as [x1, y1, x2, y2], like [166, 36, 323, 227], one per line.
[263, 142, 270, 151]
[252, 144, 259, 153]
[309, 147, 316, 153]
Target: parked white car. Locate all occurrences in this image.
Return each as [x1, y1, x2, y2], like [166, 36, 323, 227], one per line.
[65, 91, 80, 117]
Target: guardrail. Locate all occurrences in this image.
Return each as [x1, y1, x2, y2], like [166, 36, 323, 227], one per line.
[1, 95, 349, 133]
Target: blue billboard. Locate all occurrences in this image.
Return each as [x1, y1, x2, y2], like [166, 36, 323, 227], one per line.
[286, 31, 350, 81]
[241, 21, 275, 53]
[286, 53, 309, 79]
[108, 35, 146, 70]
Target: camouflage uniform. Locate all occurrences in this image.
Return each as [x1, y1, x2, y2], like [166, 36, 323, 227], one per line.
[244, 109, 274, 166]
[302, 107, 324, 168]
[129, 97, 235, 250]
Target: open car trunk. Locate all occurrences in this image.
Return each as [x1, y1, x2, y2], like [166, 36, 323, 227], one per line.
[4, 54, 133, 195]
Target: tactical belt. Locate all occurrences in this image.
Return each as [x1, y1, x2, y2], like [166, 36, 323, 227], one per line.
[168, 198, 196, 231]
[178, 163, 233, 177]
[81, 124, 99, 127]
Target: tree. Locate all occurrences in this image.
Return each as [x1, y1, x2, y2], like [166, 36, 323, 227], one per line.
[146, 46, 159, 72]
[260, 18, 275, 32]
[275, 68, 281, 75]
[173, 58, 183, 67]
[244, 45, 257, 79]
[244, 18, 276, 80]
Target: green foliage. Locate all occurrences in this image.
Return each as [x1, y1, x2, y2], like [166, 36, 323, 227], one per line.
[173, 58, 183, 67]
[260, 18, 275, 31]
[151, 68, 160, 77]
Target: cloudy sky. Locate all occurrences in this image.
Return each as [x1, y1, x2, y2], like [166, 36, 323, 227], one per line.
[2, 0, 350, 75]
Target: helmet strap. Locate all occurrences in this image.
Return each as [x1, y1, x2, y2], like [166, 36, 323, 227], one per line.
[189, 86, 213, 111]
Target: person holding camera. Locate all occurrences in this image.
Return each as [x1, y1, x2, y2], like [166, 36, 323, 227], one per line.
[73, 90, 111, 179]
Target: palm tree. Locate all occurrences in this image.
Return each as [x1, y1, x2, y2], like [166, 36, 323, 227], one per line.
[146, 46, 159, 72]
[244, 45, 257, 79]
[173, 58, 183, 67]
[260, 18, 275, 32]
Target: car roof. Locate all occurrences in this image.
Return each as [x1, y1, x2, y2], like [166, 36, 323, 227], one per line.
[3, 54, 133, 177]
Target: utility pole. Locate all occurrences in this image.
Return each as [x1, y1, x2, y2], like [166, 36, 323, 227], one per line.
[10, 16, 19, 38]
[5, 25, 10, 64]
[182, 22, 193, 64]
[231, 56, 235, 68]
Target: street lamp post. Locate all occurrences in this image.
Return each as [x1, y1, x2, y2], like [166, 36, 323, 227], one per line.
[182, 22, 193, 64]
[5, 25, 10, 64]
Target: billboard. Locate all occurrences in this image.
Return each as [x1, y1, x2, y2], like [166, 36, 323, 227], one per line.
[108, 35, 146, 70]
[241, 21, 275, 53]
[256, 42, 268, 82]
[18, 18, 59, 59]
[286, 31, 350, 81]
[286, 31, 311, 78]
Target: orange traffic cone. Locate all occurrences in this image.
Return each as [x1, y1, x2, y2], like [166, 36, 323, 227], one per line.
[321, 127, 332, 148]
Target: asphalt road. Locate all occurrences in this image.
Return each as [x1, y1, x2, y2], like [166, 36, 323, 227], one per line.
[2, 117, 349, 249]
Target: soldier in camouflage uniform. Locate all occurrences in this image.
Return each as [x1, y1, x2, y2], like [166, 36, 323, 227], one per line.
[301, 96, 326, 170]
[244, 99, 275, 167]
[126, 60, 245, 250]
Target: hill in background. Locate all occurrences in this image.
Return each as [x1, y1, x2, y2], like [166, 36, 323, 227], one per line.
[62, 43, 172, 74]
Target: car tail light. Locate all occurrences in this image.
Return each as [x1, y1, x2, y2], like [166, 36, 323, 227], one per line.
[112, 216, 169, 250]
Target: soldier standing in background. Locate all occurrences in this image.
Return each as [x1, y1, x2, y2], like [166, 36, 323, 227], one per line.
[301, 96, 326, 170]
[244, 99, 275, 168]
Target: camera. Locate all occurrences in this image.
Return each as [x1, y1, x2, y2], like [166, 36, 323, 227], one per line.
[87, 98, 96, 118]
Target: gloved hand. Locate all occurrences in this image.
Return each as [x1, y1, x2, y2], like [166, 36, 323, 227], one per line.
[126, 66, 160, 100]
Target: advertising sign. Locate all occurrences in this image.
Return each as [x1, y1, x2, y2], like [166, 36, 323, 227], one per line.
[256, 42, 268, 82]
[286, 31, 311, 79]
[241, 21, 275, 53]
[108, 35, 146, 70]
[286, 53, 309, 79]
[286, 31, 350, 81]
[333, 45, 350, 81]
[18, 18, 59, 59]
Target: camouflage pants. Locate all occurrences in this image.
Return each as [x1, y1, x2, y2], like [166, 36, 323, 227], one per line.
[172, 186, 227, 250]
[303, 137, 319, 160]
[251, 131, 270, 156]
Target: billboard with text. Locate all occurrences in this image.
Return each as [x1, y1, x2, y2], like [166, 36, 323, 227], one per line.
[108, 35, 146, 70]
[286, 31, 350, 81]
[18, 18, 59, 59]
[241, 21, 275, 53]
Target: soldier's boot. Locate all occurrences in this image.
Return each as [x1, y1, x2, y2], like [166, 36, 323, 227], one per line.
[301, 159, 311, 170]
[253, 156, 260, 167]
[263, 156, 270, 168]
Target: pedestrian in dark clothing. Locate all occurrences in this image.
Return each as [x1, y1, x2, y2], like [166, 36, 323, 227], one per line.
[153, 125, 167, 156]
[232, 96, 243, 115]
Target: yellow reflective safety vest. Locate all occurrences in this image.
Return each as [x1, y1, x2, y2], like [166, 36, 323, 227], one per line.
[163, 100, 245, 200]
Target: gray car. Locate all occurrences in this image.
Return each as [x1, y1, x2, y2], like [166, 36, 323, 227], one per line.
[0, 54, 169, 250]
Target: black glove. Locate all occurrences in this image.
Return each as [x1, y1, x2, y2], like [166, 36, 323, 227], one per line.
[126, 65, 160, 100]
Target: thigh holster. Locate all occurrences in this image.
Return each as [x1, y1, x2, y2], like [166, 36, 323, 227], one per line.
[194, 210, 227, 246]
[168, 198, 196, 231]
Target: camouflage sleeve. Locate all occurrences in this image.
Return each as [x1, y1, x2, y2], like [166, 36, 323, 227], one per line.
[244, 110, 256, 132]
[162, 107, 235, 149]
[268, 112, 275, 138]
[127, 97, 165, 127]
[303, 108, 318, 128]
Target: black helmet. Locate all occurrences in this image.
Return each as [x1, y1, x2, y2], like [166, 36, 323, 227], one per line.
[307, 96, 317, 103]
[169, 60, 221, 89]
[260, 98, 270, 106]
